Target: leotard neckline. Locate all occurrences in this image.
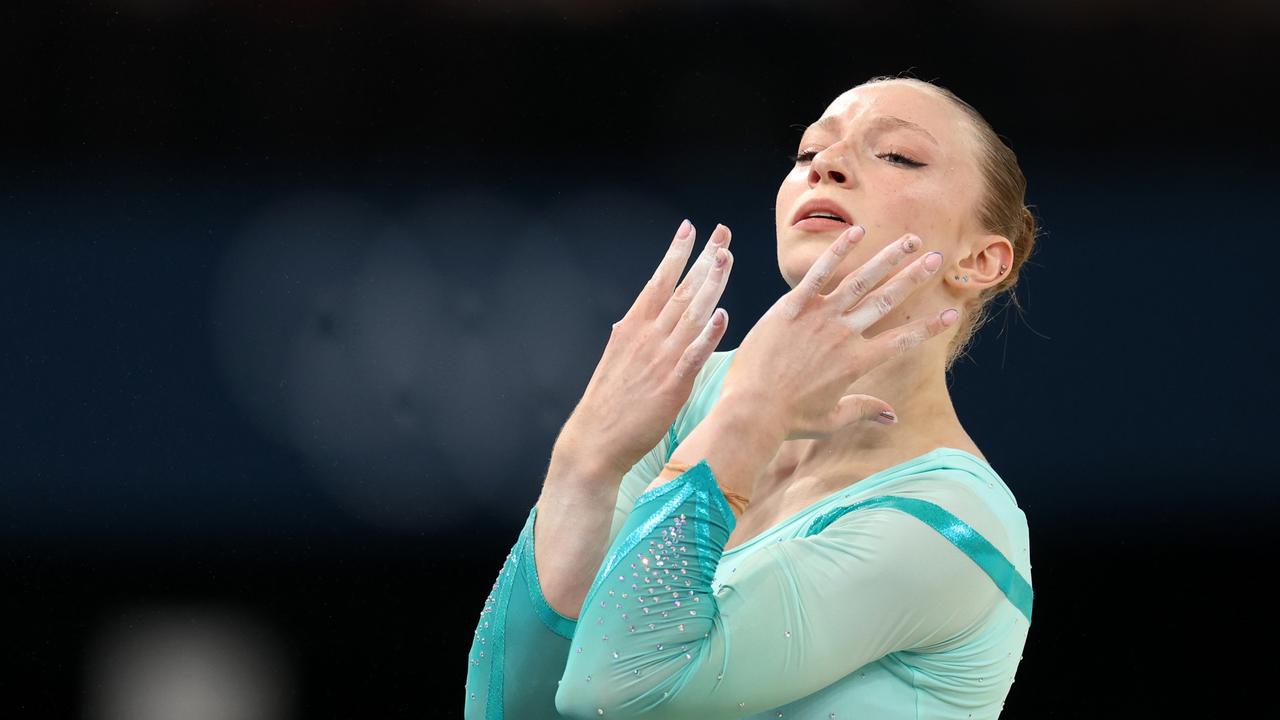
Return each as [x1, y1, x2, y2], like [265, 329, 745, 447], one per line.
[720, 446, 997, 557]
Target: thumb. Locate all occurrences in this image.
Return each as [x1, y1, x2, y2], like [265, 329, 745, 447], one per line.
[830, 394, 898, 429]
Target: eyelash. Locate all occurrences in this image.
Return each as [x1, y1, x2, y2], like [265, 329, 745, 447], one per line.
[788, 149, 926, 168]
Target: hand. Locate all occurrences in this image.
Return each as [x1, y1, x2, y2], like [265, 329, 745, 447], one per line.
[720, 225, 958, 441]
[554, 219, 736, 477]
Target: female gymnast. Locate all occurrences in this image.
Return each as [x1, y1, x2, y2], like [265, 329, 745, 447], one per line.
[464, 75, 1037, 719]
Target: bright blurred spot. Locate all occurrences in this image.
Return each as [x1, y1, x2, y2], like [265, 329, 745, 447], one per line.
[82, 605, 294, 720]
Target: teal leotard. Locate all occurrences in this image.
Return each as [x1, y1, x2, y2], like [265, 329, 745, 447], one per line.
[465, 348, 1033, 719]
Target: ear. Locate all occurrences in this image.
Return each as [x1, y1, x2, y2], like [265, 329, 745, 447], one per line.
[946, 233, 1013, 290]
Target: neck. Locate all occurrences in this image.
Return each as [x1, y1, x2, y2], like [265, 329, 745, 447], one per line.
[753, 348, 962, 496]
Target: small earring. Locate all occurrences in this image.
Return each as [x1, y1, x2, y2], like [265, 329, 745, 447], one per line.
[999, 263, 1007, 275]
[953, 274, 968, 282]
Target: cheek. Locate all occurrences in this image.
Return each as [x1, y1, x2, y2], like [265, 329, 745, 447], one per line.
[775, 171, 805, 223]
[874, 180, 955, 243]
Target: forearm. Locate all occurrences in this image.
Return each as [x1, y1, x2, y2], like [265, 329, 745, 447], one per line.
[533, 451, 626, 620]
[643, 399, 786, 510]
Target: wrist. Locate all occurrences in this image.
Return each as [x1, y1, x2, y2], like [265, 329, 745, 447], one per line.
[714, 392, 788, 451]
[551, 431, 630, 482]
[665, 398, 786, 502]
[544, 447, 627, 504]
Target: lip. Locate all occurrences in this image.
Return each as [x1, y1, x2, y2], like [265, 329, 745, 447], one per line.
[791, 197, 854, 227]
[793, 217, 850, 232]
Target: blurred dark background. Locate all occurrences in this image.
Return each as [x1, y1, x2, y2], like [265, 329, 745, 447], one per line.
[3, 1, 1277, 717]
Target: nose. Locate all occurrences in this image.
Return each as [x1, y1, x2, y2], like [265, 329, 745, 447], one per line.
[808, 143, 854, 186]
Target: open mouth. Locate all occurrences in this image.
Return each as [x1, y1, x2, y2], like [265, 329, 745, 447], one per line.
[791, 198, 854, 228]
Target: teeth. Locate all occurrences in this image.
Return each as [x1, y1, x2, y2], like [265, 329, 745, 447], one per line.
[807, 212, 843, 221]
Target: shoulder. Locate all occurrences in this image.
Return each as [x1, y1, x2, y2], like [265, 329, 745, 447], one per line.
[803, 474, 1020, 611]
[867, 457, 1033, 586]
[794, 496, 1007, 615]
[904, 451, 1026, 524]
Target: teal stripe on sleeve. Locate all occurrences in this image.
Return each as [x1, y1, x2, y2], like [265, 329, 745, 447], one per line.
[521, 506, 579, 640]
[485, 519, 524, 719]
[805, 495, 1034, 623]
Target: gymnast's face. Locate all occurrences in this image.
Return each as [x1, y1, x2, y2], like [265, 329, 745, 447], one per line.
[774, 80, 985, 338]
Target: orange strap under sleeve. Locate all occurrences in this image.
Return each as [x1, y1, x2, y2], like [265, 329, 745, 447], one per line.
[658, 460, 751, 517]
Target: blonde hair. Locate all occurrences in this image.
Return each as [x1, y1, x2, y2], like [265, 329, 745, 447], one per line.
[860, 75, 1040, 372]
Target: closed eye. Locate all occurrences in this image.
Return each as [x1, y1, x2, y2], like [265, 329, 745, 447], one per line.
[876, 152, 926, 168]
[788, 150, 927, 168]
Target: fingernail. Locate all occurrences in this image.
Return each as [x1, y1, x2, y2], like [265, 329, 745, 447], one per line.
[714, 247, 727, 267]
[677, 218, 692, 239]
[923, 251, 943, 272]
[877, 410, 898, 425]
[940, 308, 959, 326]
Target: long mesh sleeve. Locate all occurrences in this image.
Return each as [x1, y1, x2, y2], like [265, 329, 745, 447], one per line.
[553, 458, 1007, 719]
[463, 428, 674, 719]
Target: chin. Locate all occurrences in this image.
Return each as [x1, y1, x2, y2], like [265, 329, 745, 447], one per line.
[778, 261, 810, 291]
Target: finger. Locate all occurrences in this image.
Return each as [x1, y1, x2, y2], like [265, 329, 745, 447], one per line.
[654, 224, 731, 333]
[668, 245, 733, 345]
[831, 232, 923, 329]
[864, 307, 959, 368]
[673, 307, 729, 381]
[785, 224, 865, 315]
[788, 393, 896, 440]
[842, 247, 943, 332]
[829, 394, 899, 430]
[656, 224, 731, 333]
[627, 218, 697, 321]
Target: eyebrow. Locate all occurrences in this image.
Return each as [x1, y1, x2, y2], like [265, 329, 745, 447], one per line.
[805, 115, 940, 147]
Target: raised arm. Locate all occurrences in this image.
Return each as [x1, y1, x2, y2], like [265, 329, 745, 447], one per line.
[534, 219, 735, 618]
[533, 451, 644, 621]
[463, 432, 672, 720]
[465, 218, 738, 718]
